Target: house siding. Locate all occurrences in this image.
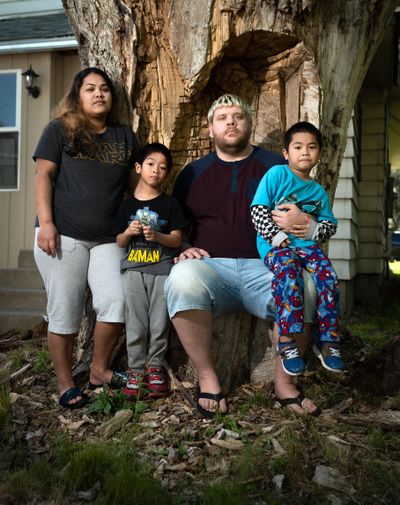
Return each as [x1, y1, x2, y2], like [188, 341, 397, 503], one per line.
[355, 88, 389, 299]
[330, 108, 360, 312]
[0, 51, 79, 268]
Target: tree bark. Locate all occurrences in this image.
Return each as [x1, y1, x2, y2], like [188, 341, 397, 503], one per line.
[63, 0, 398, 390]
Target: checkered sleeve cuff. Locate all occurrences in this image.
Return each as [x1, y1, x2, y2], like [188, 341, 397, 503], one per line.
[251, 204, 282, 242]
[312, 220, 337, 243]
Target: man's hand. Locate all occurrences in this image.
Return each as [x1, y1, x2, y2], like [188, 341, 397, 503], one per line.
[174, 247, 210, 263]
[289, 224, 309, 239]
[272, 203, 310, 234]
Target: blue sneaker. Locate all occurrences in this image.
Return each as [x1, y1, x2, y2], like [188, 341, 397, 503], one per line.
[313, 342, 345, 373]
[276, 338, 305, 376]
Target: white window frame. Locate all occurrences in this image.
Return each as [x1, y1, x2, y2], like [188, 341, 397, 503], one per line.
[0, 68, 21, 191]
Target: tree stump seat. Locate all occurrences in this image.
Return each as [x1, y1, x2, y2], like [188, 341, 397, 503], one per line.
[73, 290, 275, 394]
[168, 312, 275, 394]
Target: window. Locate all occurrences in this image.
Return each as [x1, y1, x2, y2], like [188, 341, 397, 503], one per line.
[0, 70, 21, 191]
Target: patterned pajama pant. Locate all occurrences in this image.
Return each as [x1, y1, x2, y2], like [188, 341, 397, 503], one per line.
[265, 244, 340, 342]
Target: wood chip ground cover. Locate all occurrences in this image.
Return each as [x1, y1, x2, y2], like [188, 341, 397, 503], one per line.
[1, 317, 400, 504]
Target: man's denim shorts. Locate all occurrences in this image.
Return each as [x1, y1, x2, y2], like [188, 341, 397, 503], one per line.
[164, 257, 315, 321]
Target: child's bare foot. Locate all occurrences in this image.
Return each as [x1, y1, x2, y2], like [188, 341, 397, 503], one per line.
[275, 376, 319, 415]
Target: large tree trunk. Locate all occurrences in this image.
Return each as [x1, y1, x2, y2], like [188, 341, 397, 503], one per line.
[63, 0, 397, 390]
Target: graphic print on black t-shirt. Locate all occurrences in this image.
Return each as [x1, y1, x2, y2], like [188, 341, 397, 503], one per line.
[126, 206, 167, 265]
[73, 142, 131, 166]
[114, 194, 187, 276]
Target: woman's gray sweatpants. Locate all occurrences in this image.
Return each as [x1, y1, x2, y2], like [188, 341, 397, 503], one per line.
[121, 270, 169, 371]
[34, 230, 125, 334]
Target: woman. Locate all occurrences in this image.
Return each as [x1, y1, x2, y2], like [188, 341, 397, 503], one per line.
[34, 67, 140, 409]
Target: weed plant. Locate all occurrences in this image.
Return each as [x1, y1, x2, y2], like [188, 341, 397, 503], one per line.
[87, 389, 128, 416]
[87, 388, 148, 418]
[33, 349, 53, 374]
[217, 413, 241, 433]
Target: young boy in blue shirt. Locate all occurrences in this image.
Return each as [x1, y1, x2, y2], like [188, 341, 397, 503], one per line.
[251, 121, 344, 376]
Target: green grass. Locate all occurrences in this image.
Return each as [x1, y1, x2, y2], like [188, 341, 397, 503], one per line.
[200, 483, 252, 505]
[0, 436, 170, 505]
[356, 458, 400, 505]
[342, 270, 400, 349]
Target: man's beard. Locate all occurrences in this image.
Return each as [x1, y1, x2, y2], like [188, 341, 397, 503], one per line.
[214, 129, 252, 155]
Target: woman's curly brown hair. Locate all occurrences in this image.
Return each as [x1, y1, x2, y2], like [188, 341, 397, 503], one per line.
[52, 67, 119, 150]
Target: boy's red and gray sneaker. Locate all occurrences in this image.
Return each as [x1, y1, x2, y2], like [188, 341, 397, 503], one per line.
[276, 338, 305, 376]
[147, 366, 168, 398]
[312, 342, 345, 373]
[123, 370, 145, 400]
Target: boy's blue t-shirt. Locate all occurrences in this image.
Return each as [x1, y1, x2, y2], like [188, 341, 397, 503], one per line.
[251, 164, 337, 259]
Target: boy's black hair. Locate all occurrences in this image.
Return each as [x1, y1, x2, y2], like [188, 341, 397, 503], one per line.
[283, 121, 323, 150]
[137, 142, 173, 172]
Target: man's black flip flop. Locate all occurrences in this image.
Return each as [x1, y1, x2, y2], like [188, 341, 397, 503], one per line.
[196, 390, 227, 419]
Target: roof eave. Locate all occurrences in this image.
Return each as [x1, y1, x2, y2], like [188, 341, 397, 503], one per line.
[0, 37, 78, 54]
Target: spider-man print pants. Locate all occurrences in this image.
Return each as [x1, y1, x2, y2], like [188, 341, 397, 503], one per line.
[265, 244, 340, 342]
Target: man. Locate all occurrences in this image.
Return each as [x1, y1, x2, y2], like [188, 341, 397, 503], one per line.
[165, 94, 318, 417]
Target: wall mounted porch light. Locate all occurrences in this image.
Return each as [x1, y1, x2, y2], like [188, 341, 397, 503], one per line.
[22, 64, 40, 98]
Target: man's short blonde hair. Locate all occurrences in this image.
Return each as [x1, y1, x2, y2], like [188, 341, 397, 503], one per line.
[207, 94, 253, 124]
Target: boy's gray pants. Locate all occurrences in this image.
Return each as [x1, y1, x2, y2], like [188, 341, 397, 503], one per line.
[121, 270, 169, 370]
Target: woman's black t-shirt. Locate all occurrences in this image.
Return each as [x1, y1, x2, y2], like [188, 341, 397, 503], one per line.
[33, 120, 140, 242]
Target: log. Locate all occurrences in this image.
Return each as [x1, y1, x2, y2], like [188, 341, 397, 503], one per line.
[333, 411, 400, 432]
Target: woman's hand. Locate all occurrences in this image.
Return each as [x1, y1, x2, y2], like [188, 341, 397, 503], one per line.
[37, 222, 59, 256]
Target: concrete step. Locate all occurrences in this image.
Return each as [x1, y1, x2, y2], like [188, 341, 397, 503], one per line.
[18, 249, 36, 269]
[0, 310, 46, 333]
[0, 288, 47, 311]
[0, 268, 44, 289]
